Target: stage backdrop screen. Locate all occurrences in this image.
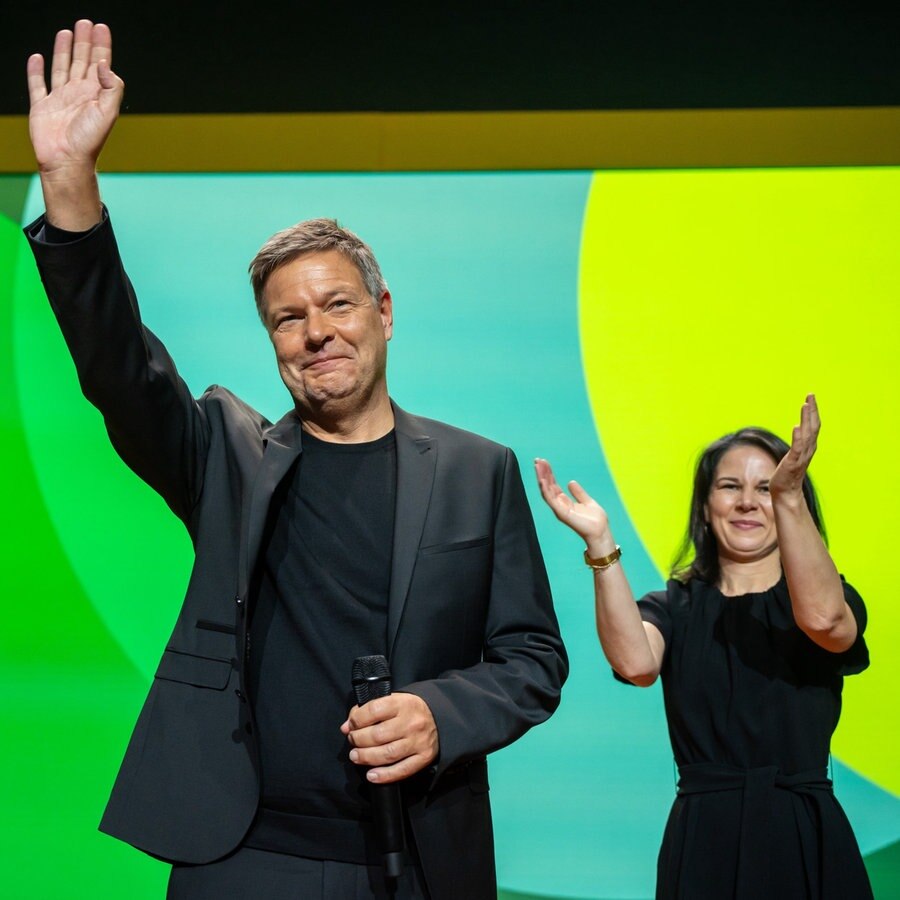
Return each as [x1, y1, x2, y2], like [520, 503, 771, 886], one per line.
[2, 167, 898, 899]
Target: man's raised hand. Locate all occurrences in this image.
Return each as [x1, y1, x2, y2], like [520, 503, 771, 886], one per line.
[27, 20, 124, 229]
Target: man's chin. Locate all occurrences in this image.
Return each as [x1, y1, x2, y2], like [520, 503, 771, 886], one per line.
[287, 384, 358, 410]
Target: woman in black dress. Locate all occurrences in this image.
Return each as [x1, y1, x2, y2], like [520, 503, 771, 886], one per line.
[536, 395, 872, 899]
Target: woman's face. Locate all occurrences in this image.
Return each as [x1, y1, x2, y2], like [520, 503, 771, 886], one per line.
[704, 444, 780, 565]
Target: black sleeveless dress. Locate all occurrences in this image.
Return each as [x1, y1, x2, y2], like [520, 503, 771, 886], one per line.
[634, 575, 872, 899]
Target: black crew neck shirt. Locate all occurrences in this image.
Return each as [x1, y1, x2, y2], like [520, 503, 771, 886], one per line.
[245, 428, 396, 863]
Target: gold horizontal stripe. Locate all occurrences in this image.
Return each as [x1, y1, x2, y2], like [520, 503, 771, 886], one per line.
[2, 107, 898, 172]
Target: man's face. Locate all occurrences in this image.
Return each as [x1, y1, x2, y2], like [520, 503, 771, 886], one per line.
[261, 250, 393, 413]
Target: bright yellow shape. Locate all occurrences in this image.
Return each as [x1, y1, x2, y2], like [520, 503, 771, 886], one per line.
[579, 167, 899, 794]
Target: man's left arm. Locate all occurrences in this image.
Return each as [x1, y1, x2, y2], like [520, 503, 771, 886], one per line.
[343, 448, 568, 784]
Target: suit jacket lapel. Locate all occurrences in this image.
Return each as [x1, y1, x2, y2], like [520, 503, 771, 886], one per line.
[238, 410, 304, 600]
[388, 407, 436, 657]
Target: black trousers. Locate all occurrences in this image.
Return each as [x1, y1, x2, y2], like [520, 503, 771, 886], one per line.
[167, 847, 430, 899]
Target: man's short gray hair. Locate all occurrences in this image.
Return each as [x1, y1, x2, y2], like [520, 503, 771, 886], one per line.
[248, 218, 388, 322]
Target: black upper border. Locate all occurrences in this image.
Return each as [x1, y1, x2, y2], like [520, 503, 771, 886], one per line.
[5, 4, 900, 115]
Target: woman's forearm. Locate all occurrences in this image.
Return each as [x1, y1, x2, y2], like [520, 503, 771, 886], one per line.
[586, 535, 665, 685]
[773, 494, 857, 652]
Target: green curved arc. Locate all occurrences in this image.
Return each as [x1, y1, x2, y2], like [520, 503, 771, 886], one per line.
[2, 201, 168, 897]
[13, 177, 194, 681]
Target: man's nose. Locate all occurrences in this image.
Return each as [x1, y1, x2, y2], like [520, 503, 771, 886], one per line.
[305, 309, 334, 345]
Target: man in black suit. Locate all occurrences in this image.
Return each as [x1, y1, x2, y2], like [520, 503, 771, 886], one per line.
[25, 20, 567, 900]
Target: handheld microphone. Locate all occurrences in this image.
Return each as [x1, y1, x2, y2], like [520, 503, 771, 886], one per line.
[351, 654, 406, 878]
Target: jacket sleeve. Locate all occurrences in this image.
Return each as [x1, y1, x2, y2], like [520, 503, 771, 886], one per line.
[25, 211, 210, 525]
[403, 448, 568, 780]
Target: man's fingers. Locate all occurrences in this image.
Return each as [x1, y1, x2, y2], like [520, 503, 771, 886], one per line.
[49, 29, 73, 91]
[90, 23, 113, 69]
[97, 62, 125, 113]
[69, 19, 95, 80]
[349, 737, 412, 767]
[366, 754, 430, 784]
[97, 60, 115, 90]
[346, 719, 400, 749]
[26, 54, 47, 105]
[346, 702, 428, 749]
[351, 741, 436, 783]
[345, 696, 395, 731]
[344, 693, 438, 783]
[45, 21, 108, 91]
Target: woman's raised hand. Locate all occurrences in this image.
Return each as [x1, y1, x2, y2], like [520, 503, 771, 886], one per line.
[770, 394, 820, 500]
[534, 458, 610, 546]
[26, 20, 124, 180]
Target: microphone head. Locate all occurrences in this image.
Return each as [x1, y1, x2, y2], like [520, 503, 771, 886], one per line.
[352, 654, 392, 705]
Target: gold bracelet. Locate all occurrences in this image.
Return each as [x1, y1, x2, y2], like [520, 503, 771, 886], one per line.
[584, 545, 622, 570]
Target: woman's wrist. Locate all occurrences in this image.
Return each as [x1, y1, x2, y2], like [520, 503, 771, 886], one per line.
[584, 544, 622, 571]
[585, 533, 617, 558]
[770, 489, 806, 514]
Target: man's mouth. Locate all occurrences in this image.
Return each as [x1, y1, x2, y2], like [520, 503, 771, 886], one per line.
[304, 355, 347, 370]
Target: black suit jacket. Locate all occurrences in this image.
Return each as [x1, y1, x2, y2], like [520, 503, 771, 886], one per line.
[26, 213, 568, 900]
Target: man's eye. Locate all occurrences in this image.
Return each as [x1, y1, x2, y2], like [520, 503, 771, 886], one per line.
[758, 485, 770, 493]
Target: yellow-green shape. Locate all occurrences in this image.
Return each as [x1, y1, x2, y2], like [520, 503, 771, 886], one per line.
[579, 167, 899, 795]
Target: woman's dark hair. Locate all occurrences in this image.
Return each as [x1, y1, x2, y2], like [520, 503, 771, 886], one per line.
[671, 427, 826, 584]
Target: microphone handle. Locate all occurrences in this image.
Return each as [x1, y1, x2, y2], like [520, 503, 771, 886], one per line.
[351, 655, 406, 878]
[371, 783, 405, 878]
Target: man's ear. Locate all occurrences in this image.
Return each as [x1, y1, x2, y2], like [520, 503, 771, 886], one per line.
[379, 291, 393, 341]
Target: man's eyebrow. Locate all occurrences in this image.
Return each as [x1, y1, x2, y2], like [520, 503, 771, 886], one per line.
[316, 286, 364, 300]
[269, 286, 357, 306]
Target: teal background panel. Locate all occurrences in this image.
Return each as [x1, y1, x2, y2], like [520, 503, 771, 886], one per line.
[4, 171, 896, 898]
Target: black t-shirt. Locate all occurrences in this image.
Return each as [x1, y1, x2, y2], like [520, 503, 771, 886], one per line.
[245, 428, 396, 863]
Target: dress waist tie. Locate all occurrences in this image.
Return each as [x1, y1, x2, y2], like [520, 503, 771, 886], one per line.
[676, 763, 832, 899]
